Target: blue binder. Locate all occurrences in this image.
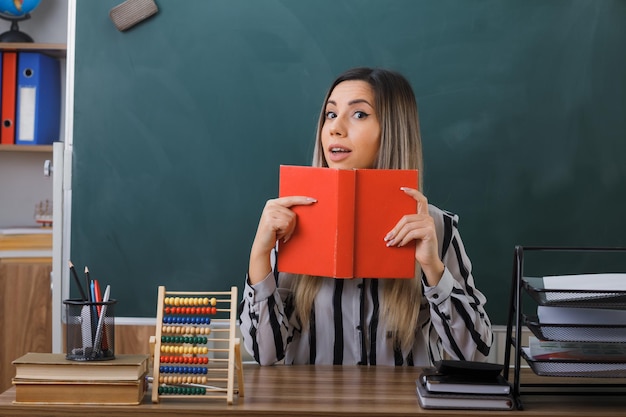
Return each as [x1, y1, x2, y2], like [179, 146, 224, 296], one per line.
[15, 52, 61, 145]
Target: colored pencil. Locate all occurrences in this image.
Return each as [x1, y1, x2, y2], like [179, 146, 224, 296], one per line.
[69, 261, 88, 301]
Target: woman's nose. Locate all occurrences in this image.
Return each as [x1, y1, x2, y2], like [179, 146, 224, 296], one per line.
[329, 117, 346, 137]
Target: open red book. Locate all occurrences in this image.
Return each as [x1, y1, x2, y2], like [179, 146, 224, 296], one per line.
[277, 165, 418, 279]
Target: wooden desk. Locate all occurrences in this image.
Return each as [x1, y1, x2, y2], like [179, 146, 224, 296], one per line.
[0, 365, 625, 417]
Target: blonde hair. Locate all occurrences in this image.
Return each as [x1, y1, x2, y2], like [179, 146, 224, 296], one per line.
[296, 68, 425, 352]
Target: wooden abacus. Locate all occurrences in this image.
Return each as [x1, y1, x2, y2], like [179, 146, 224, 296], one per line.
[150, 286, 244, 404]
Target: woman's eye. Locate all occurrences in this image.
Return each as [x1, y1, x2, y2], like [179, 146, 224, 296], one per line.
[354, 111, 369, 119]
[325, 111, 337, 119]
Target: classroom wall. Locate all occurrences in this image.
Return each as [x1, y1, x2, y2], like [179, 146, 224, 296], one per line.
[70, 0, 626, 324]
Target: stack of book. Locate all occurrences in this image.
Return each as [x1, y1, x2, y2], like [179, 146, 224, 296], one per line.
[416, 360, 514, 411]
[12, 352, 149, 405]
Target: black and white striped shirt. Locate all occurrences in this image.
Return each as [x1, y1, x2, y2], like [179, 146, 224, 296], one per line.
[239, 204, 493, 366]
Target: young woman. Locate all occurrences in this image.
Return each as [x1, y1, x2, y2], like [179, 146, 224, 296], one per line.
[240, 67, 492, 366]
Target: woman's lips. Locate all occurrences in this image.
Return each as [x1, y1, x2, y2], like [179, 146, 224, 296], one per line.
[326, 146, 351, 162]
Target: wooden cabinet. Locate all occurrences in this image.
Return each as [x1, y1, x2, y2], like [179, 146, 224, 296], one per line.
[0, 258, 52, 393]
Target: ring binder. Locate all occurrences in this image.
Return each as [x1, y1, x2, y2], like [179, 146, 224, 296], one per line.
[15, 52, 61, 145]
[1, 51, 17, 145]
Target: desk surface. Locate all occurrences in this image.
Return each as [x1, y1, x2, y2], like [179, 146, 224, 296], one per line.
[1, 365, 625, 417]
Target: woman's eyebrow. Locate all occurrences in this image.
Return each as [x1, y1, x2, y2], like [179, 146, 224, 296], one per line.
[326, 98, 373, 107]
[348, 98, 373, 107]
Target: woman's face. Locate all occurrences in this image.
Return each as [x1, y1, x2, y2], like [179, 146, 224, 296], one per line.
[321, 80, 381, 170]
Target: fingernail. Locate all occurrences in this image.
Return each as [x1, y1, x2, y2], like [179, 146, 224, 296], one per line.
[384, 232, 393, 241]
[307, 198, 317, 202]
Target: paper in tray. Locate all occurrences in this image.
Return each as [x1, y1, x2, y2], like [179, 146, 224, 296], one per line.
[524, 315, 626, 343]
[522, 277, 626, 308]
[521, 348, 626, 378]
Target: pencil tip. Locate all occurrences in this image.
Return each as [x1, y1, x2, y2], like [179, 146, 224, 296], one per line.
[69, 260, 74, 268]
[84, 266, 89, 273]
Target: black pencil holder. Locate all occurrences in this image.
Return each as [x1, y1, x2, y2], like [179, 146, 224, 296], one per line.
[63, 298, 117, 361]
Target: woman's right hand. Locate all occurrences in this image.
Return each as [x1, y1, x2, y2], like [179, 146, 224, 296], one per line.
[248, 196, 316, 284]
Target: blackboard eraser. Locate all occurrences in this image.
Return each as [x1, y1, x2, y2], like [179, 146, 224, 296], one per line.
[110, 0, 159, 32]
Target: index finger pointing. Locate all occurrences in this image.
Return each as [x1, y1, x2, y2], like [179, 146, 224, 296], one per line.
[276, 195, 317, 208]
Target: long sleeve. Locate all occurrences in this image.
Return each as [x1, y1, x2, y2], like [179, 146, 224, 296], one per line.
[239, 204, 493, 366]
[239, 268, 298, 365]
[422, 207, 493, 362]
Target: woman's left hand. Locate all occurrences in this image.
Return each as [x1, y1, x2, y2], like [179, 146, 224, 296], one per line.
[384, 187, 445, 286]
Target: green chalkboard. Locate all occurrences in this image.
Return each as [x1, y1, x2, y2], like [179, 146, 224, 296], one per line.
[72, 0, 626, 323]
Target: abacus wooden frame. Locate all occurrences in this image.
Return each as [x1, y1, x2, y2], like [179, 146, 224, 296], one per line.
[150, 286, 244, 404]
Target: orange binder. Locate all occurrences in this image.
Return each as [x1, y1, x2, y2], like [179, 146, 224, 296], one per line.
[1, 51, 17, 145]
[278, 165, 418, 279]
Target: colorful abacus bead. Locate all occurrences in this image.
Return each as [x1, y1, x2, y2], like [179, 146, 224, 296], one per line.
[158, 385, 206, 395]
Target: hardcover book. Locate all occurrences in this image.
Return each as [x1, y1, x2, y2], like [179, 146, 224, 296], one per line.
[13, 352, 149, 382]
[13, 376, 147, 405]
[277, 165, 418, 279]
